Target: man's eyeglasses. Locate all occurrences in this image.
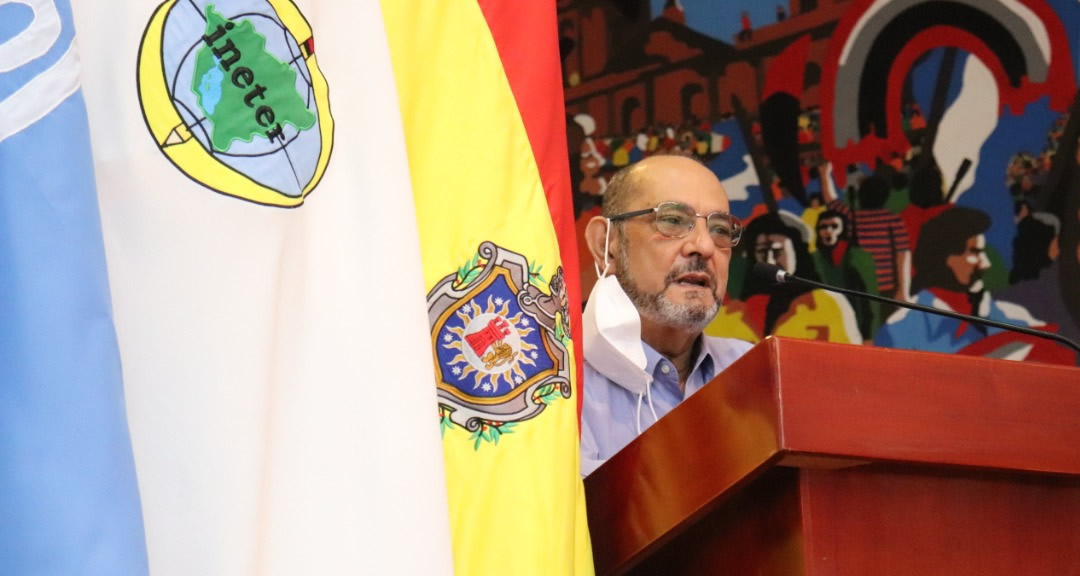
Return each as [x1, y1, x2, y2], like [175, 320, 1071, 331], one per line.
[608, 201, 742, 248]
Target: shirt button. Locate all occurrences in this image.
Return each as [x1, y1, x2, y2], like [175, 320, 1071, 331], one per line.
[660, 364, 671, 374]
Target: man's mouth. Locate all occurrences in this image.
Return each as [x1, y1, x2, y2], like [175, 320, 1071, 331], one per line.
[671, 271, 713, 290]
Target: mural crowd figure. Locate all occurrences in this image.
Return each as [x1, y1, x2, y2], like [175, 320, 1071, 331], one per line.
[999, 212, 1079, 345]
[706, 212, 862, 344]
[819, 162, 912, 303]
[810, 209, 881, 340]
[875, 207, 1073, 364]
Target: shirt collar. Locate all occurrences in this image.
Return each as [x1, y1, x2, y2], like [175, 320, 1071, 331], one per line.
[641, 336, 718, 383]
[692, 341, 717, 382]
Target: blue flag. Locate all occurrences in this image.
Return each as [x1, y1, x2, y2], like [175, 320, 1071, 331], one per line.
[0, 1, 148, 573]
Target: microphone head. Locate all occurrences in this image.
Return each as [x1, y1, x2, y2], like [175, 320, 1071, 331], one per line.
[750, 261, 788, 286]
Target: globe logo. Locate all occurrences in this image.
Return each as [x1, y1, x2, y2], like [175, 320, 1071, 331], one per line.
[137, 0, 333, 207]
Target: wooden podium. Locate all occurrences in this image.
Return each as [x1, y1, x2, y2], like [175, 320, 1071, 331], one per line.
[584, 337, 1080, 575]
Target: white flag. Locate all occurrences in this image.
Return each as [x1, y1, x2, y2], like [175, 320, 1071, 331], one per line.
[73, 1, 453, 573]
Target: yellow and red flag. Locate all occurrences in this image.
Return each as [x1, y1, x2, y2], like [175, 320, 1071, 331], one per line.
[383, 1, 594, 574]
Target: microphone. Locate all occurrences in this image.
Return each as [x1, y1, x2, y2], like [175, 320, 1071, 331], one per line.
[749, 261, 1080, 355]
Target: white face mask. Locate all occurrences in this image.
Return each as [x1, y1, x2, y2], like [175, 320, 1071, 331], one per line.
[582, 220, 653, 396]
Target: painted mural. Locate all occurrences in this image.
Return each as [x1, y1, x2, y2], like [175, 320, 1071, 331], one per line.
[560, 0, 1080, 365]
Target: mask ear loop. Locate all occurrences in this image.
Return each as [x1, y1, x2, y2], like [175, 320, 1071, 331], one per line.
[594, 218, 614, 279]
[596, 216, 654, 433]
[634, 383, 660, 435]
[645, 381, 658, 424]
[635, 393, 643, 435]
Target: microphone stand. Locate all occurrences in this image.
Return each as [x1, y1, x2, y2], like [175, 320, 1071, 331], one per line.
[757, 263, 1080, 355]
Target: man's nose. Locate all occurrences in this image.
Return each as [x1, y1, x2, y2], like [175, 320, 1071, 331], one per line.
[682, 217, 716, 257]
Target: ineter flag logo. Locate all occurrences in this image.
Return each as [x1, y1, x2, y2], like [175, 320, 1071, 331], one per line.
[137, 0, 333, 207]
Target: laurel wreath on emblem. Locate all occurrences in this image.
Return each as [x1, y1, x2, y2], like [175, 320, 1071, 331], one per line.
[427, 242, 573, 449]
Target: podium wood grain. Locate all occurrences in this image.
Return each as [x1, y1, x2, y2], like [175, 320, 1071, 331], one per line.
[584, 337, 1080, 575]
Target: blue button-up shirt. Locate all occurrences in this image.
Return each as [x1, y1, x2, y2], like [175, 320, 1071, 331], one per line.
[580, 336, 753, 476]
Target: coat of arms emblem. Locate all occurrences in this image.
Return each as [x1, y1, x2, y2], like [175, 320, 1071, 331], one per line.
[428, 242, 572, 447]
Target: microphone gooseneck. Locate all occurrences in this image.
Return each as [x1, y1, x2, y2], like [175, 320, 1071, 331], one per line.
[748, 261, 1080, 355]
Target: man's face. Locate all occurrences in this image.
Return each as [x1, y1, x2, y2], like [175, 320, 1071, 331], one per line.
[611, 157, 733, 332]
[753, 233, 796, 274]
[816, 216, 843, 248]
[945, 234, 991, 289]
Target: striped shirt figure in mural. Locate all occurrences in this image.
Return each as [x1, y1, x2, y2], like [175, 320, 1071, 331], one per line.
[821, 162, 912, 301]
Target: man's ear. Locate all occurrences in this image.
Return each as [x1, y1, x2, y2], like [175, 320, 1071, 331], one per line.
[584, 216, 619, 277]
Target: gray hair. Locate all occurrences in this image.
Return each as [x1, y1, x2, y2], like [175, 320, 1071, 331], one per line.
[600, 163, 639, 219]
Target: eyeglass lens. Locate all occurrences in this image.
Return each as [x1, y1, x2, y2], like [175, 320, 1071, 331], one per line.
[654, 202, 739, 247]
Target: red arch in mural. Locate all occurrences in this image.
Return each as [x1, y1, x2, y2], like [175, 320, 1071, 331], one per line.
[880, 26, 1013, 160]
[820, 0, 1075, 171]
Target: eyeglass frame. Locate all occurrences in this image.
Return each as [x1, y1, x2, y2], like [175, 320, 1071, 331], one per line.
[607, 201, 743, 248]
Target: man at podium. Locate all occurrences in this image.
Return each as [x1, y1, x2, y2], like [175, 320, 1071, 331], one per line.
[579, 155, 754, 476]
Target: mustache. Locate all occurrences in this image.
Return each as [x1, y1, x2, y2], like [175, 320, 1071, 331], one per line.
[663, 257, 716, 288]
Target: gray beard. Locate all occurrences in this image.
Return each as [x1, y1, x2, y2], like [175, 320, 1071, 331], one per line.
[615, 241, 720, 331]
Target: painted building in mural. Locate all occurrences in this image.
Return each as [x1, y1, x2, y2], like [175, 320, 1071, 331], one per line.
[561, 0, 1080, 365]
